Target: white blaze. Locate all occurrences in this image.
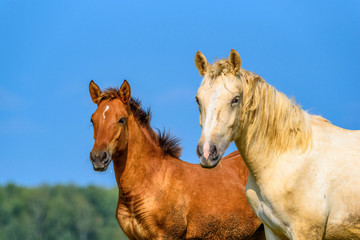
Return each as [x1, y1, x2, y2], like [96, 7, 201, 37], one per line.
[103, 105, 110, 121]
[203, 85, 222, 158]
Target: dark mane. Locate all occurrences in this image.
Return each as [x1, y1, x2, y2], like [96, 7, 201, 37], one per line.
[100, 88, 182, 158]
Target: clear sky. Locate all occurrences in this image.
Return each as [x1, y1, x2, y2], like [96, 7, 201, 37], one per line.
[1, 0, 359, 187]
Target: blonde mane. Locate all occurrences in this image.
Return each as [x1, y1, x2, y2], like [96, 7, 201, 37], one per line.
[205, 59, 313, 157]
[237, 68, 313, 157]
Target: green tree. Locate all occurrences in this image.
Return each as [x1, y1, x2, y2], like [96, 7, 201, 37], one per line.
[0, 184, 128, 240]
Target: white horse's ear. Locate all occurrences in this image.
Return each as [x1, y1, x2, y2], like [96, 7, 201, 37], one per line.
[119, 80, 131, 104]
[195, 51, 209, 76]
[229, 49, 241, 75]
[89, 80, 102, 104]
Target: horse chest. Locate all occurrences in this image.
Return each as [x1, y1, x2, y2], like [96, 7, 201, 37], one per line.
[116, 205, 151, 239]
[245, 173, 291, 238]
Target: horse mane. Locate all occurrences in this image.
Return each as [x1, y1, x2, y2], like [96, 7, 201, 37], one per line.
[206, 59, 313, 156]
[238, 69, 313, 156]
[100, 88, 182, 158]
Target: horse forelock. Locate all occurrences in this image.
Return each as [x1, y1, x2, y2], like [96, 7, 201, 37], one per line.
[207, 59, 236, 79]
[99, 88, 182, 158]
[201, 59, 244, 88]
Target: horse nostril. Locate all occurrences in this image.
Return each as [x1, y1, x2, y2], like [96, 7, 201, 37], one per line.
[196, 144, 203, 157]
[90, 150, 108, 163]
[100, 151, 107, 161]
[210, 145, 217, 156]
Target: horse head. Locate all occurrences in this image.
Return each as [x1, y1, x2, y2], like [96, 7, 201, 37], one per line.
[89, 80, 131, 171]
[194, 49, 244, 168]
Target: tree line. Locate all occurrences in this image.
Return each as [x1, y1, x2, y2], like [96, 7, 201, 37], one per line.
[0, 184, 128, 240]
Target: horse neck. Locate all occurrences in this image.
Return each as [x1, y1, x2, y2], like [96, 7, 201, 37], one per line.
[112, 113, 164, 195]
[236, 74, 312, 178]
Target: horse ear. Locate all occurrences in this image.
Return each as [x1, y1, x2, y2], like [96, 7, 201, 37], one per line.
[89, 80, 102, 104]
[195, 51, 209, 76]
[119, 80, 131, 104]
[229, 49, 241, 75]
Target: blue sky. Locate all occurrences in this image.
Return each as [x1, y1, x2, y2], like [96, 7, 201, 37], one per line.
[0, 0, 359, 187]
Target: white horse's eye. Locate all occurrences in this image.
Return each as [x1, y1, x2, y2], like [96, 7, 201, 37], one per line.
[231, 96, 240, 105]
[195, 96, 200, 105]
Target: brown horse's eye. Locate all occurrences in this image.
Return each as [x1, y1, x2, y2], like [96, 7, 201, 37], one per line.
[118, 117, 126, 124]
[90, 118, 94, 124]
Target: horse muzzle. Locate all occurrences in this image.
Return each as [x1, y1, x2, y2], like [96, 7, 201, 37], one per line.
[197, 143, 222, 168]
[90, 150, 112, 172]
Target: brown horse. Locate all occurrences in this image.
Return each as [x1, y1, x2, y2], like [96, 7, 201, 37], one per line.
[89, 80, 264, 240]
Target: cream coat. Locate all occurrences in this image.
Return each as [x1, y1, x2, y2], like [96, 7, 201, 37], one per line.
[194, 49, 360, 239]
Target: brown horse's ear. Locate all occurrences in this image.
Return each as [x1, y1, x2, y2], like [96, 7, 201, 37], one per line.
[195, 51, 209, 76]
[89, 80, 102, 104]
[228, 49, 241, 75]
[119, 80, 131, 104]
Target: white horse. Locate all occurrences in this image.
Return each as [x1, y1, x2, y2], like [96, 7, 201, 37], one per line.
[194, 49, 360, 239]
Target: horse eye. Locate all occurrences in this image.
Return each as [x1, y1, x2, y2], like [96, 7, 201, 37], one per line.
[231, 96, 240, 105]
[118, 117, 126, 124]
[90, 118, 94, 124]
[195, 96, 200, 105]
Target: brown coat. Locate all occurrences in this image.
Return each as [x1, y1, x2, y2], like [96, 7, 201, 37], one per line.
[89, 80, 264, 240]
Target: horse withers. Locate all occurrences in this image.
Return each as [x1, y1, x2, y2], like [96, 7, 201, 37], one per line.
[89, 80, 264, 239]
[194, 49, 360, 239]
